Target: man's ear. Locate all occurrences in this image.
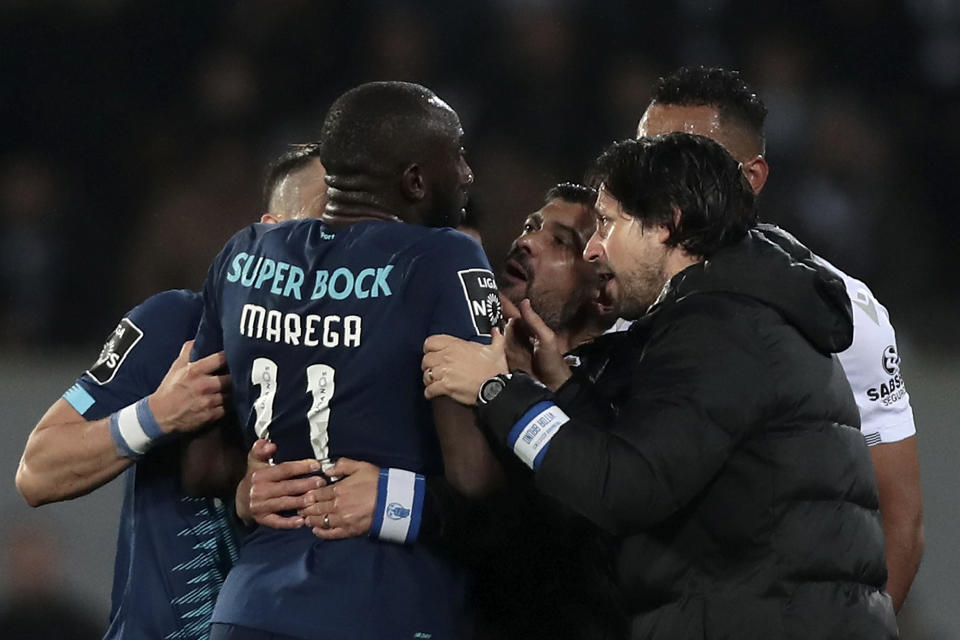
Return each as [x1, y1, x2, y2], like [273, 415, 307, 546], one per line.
[400, 164, 426, 202]
[742, 155, 769, 194]
[260, 213, 283, 224]
[657, 205, 681, 244]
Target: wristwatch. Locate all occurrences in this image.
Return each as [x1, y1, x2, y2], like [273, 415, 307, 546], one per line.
[478, 373, 512, 405]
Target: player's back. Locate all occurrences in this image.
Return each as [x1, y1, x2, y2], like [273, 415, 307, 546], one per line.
[195, 219, 498, 640]
[64, 290, 239, 640]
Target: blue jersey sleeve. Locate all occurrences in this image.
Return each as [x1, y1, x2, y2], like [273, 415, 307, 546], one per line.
[63, 290, 203, 421]
[192, 227, 252, 360]
[415, 230, 499, 345]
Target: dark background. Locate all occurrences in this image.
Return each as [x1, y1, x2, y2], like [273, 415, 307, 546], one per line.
[2, 1, 958, 638]
[1, 0, 957, 352]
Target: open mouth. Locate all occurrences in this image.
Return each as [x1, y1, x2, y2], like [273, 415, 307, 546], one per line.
[501, 258, 529, 283]
[594, 271, 617, 315]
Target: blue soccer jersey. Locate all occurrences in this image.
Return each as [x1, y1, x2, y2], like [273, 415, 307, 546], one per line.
[62, 290, 240, 640]
[192, 219, 500, 640]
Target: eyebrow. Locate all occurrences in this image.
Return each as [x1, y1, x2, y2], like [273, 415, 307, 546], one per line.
[549, 221, 585, 247]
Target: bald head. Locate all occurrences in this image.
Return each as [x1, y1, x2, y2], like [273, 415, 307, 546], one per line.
[320, 81, 461, 178]
[320, 81, 473, 228]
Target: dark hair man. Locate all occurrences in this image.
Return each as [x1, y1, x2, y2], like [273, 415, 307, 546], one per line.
[638, 65, 922, 612]
[499, 183, 615, 348]
[239, 182, 616, 533]
[191, 82, 500, 640]
[14, 144, 327, 640]
[235, 181, 618, 640]
[423, 133, 898, 638]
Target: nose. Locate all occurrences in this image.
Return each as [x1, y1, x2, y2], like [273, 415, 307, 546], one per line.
[583, 230, 604, 262]
[515, 231, 540, 256]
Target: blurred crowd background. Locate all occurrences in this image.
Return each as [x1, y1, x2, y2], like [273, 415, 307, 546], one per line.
[2, 1, 959, 638]
[2, 0, 959, 350]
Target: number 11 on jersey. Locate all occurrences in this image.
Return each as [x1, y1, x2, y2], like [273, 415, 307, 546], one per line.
[306, 364, 335, 470]
[251, 357, 336, 470]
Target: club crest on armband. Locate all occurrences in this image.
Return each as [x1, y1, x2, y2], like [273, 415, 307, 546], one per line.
[457, 268, 502, 337]
[386, 502, 411, 520]
[87, 318, 144, 385]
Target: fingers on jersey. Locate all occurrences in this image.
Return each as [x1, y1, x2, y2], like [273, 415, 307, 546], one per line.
[151, 346, 232, 433]
[323, 457, 366, 478]
[299, 458, 378, 540]
[189, 347, 229, 374]
[422, 332, 507, 403]
[422, 333, 460, 354]
[249, 459, 326, 528]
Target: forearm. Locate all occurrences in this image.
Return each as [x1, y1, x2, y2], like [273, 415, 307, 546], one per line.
[432, 396, 504, 498]
[882, 514, 924, 612]
[870, 437, 924, 612]
[16, 400, 131, 506]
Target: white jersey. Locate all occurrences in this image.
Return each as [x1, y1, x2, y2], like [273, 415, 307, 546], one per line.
[820, 259, 916, 446]
[605, 261, 916, 447]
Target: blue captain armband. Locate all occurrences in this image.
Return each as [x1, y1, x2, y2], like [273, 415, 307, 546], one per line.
[369, 468, 425, 544]
[506, 401, 570, 470]
[108, 397, 167, 459]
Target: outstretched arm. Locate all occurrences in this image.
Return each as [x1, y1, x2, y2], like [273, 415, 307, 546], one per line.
[16, 343, 229, 506]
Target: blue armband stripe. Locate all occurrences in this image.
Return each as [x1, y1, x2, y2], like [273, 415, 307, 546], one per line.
[507, 401, 556, 449]
[507, 401, 569, 471]
[63, 384, 96, 415]
[135, 397, 165, 440]
[369, 468, 424, 544]
[406, 474, 426, 544]
[369, 468, 390, 540]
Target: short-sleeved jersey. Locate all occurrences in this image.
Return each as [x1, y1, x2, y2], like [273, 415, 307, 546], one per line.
[61, 290, 239, 640]
[820, 259, 916, 445]
[192, 219, 499, 640]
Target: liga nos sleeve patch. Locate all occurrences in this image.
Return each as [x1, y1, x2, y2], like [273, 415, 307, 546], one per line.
[457, 268, 502, 336]
[86, 318, 144, 385]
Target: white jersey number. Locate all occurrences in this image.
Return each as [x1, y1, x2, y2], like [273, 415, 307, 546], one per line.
[251, 358, 336, 464]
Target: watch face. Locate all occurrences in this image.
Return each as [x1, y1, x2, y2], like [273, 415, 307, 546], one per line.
[480, 377, 505, 404]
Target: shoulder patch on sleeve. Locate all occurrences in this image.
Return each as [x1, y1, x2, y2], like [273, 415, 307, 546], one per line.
[851, 288, 880, 325]
[86, 318, 145, 385]
[457, 268, 502, 337]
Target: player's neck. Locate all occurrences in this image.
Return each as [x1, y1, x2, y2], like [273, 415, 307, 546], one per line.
[321, 206, 402, 226]
[323, 175, 406, 226]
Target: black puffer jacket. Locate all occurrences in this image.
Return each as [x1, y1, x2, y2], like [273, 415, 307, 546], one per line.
[479, 225, 898, 639]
